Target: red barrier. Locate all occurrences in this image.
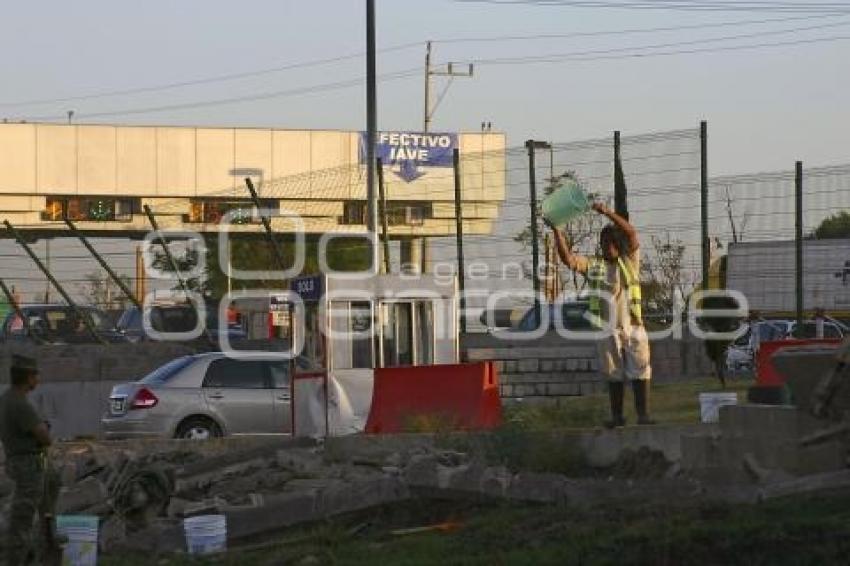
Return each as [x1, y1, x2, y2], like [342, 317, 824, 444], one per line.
[756, 339, 841, 386]
[365, 362, 502, 434]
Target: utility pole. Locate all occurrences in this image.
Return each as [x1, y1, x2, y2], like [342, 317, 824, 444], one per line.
[423, 41, 474, 132]
[527, 140, 551, 329]
[421, 41, 473, 274]
[366, 0, 379, 275]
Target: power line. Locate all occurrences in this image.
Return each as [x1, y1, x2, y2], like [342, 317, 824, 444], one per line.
[469, 18, 850, 64]
[17, 68, 422, 122]
[471, 33, 850, 64]
[0, 15, 835, 110]
[0, 42, 423, 109]
[433, 13, 835, 43]
[456, 1, 850, 14]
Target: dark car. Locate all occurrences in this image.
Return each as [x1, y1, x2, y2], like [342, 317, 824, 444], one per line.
[115, 303, 247, 345]
[513, 302, 595, 332]
[0, 304, 127, 344]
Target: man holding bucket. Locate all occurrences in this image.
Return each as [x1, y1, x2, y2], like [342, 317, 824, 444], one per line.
[0, 355, 62, 565]
[549, 202, 654, 428]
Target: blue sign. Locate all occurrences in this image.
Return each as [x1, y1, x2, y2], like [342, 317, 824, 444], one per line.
[291, 275, 324, 302]
[360, 131, 457, 182]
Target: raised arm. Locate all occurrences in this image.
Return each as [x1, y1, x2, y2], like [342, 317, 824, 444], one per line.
[550, 226, 587, 273]
[592, 203, 639, 252]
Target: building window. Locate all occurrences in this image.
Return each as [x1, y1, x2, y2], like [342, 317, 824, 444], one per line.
[339, 201, 432, 226]
[42, 197, 140, 222]
[340, 201, 367, 225]
[387, 202, 432, 226]
[186, 199, 278, 224]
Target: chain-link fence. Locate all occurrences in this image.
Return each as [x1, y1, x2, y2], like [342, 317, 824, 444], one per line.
[3, 124, 850, 339]
[709, 164, 850, 323]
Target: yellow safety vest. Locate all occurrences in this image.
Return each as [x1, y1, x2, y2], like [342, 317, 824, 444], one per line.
[587, 257, 643, 327]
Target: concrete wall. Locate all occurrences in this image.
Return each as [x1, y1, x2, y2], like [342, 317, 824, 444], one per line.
[0, 343, 196, 439]
[463, 332, 714, 400]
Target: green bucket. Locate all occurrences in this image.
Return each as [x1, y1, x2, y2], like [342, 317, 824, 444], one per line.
[541, 179, 591, 227]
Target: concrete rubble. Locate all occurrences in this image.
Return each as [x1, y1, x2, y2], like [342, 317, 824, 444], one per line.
[0, 400, 846, 558]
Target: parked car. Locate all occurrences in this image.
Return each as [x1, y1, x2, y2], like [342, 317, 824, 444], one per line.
[101, 353, 291, 440]
[0, 304, 127, 344]
[725, 319, 846, 373]
[512, 302, 595, 332]
[115, 303, 247, 345]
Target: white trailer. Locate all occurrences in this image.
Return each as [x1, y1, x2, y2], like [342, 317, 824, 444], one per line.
[725, 239, 850, 315]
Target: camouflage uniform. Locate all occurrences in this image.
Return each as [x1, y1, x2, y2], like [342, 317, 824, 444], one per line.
[0, 366, 60, 566]
[5, 453, 60, 565]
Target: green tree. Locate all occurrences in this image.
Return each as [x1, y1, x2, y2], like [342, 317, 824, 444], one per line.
[813, 211, 850, 239]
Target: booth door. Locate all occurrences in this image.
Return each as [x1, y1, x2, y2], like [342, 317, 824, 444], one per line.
[328, 301, 375, 434]
[379, 301, 434, 368]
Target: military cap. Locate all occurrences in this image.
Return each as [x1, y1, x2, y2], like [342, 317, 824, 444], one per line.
[10, 354, 38, 372]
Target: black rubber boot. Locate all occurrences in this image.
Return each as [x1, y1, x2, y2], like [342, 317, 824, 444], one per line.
[604, 381, 626, 428]
[633, 379, 656, 425]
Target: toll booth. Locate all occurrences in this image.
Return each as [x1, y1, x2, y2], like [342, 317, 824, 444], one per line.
[276, 274, 459, 437]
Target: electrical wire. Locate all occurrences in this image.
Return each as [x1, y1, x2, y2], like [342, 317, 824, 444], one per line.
[17, 68, 422, 122]
[455, 1, 850, 15]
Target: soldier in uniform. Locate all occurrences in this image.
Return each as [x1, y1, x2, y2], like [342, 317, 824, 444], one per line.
[0, 355, 61, 565]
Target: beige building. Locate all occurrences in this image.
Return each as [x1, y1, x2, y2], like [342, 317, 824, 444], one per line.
[0, 124, 506, 248]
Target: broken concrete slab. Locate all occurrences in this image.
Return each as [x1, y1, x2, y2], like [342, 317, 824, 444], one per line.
[57, 476, 108, 513]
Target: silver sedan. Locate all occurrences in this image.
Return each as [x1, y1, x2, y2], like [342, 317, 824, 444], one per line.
[101, 353, 292, 440]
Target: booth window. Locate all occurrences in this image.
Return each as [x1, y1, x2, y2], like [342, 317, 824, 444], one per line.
[330, 301, 373, 370]
[380, 301, 434, 367]
[296, 303, 325, 373]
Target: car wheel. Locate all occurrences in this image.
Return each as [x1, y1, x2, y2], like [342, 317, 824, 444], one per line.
[175, 417, 222, 440]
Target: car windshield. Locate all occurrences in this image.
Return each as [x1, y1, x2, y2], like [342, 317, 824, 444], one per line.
[15, 307, 113, 336]
[139, 356, 195, 385]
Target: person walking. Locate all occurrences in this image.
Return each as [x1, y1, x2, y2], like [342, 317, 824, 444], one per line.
[0, 355, 61, 565]
[549, 203, 653, 427]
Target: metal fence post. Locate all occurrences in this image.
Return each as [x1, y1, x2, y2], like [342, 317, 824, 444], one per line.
[526, 140, 542, 328]
[796, 160, 804, 326]
[376, 157, 391, 274]
[453, 148, 466, 334]
[701, 120, 709, 290]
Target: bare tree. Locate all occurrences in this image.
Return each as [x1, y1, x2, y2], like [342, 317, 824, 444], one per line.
[723, 185, 751, 244]
[640, 233, 690, 323]
[78, 270, 132, 310]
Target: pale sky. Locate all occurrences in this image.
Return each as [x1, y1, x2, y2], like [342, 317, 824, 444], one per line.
[1, 0, 848, 305]
[1, 0, 847, 174]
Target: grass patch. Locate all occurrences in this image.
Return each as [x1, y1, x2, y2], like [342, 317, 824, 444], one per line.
[100, 489, 850, 565]
[505, 376, 751, 430]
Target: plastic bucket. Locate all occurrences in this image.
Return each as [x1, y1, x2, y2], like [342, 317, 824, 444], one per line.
[541, 180, 590, 227]
[56, 515, 99, 566]
[184, 514, 227, 555]
[699, 392, 738, 423]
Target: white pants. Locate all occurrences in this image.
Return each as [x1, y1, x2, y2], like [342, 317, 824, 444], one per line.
[597, 325, 651, 382]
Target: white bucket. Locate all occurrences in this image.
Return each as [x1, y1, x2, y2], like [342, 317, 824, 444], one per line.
[699, 392, 738, 423]
[56, 515, 99, 566]
[183, 514, 227, 555]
